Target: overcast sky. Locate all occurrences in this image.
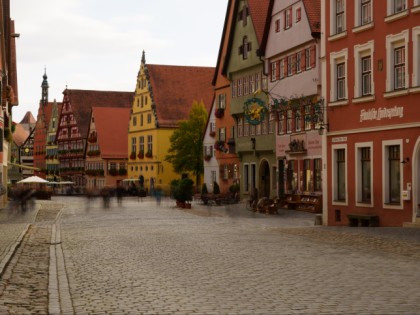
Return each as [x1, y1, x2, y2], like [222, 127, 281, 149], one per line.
[11, 0, 228, 122]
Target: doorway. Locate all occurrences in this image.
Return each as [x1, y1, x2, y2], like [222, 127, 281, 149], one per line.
[259, 160, 271, 198]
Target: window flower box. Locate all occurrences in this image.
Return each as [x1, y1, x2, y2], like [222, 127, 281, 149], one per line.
[146, 151, 153, 158]
[138, 151, 144, 159]
[215, 108, 225, 118]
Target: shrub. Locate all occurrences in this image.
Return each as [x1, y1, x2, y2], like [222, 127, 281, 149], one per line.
[213, 181, 220, 194]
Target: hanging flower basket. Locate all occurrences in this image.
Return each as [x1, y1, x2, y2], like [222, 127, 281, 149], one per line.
[215, 108, 225, 118]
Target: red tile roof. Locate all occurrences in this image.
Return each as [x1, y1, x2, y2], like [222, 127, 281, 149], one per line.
[145, 65, 215, 128]
[248, 0, 272, 44]
[91, 107, 131, 158]
[63, 89, 133, 138]
[12, 122, 29, 146]
[303, 0, 321, 34]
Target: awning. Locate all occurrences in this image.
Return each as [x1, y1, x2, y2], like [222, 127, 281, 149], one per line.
[8, 162, 41, 171]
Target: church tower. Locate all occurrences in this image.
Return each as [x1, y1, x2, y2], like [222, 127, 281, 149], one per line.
[41, 68, 49, 106]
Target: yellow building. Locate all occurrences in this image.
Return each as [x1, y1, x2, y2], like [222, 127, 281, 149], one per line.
[127, 51, 215, 194]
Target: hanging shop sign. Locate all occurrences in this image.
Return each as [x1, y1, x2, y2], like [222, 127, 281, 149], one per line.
[243, 97, 267, 125]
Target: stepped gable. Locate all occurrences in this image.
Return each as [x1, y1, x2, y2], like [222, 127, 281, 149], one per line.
[146, 65, 214, 128]
[303, 0, 321, 34]
[91, 107, 131, 158]
[64, 89, 133, 138]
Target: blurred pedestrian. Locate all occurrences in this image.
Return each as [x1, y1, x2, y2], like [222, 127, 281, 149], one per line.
[155, 186, 162, 206]
[116, 182, 125, 206]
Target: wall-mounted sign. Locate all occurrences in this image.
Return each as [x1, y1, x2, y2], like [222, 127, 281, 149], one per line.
[243, 97, 267, 125]
[360, 106, 404, 122]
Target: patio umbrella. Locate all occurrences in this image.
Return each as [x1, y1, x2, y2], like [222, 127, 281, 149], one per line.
[17, 176, 49, 184]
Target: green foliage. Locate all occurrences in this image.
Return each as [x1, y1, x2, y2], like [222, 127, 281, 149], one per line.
[165, 101, 208, 187]
[229, 183, 240, 193]
[201, 183, 208, 195]
[171, 177, 194, 202]
[213, 181, 220, 194]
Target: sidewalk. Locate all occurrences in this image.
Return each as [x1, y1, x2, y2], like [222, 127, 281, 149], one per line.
[0, 204, 40, 277]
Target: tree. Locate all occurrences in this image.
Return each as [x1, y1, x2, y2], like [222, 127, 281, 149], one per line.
[165, 101, 208, 190]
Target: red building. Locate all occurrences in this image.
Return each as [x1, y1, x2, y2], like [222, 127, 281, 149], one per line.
[323, 0, 420, 226]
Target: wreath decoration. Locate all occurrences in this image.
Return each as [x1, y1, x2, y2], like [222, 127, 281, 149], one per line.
[243, 97, 267, 125]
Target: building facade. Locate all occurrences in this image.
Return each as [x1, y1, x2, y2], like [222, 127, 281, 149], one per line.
[127, 51, 214, 194]
[323, 0, 420, 226]
[263, 0, 323, 212]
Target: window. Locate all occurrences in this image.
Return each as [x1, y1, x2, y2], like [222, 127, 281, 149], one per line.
[305, 48, 311, 70]
[330, 49, 348, 103]
[336, 0, 345, 33]
[218, 94, 226, 109]
[243, 77, 249, 95]
[362, 57, 372, 95]
[296, 8, 301, 22]
[286, 110, 293, 133]
[361, 0, 371, 25]
[269, 113, 275, 134]
[414, 27, 420, 88]
[385, 31, 408, 94]
[394, 47, 405, 90]
[237, 78, 242, 96]
[304, 105, 311, 130]
[140, 114, 143, 126]
[255, 73, 260, 91]
[337, 63, 346, 100]
[354, 41, 374, 99]
[244, 120, 249, 136]
[131, 137, 136, 154]
[287, 56, 293, 76]
[237, 117, 243, 137]
[335, 148, 346, 201]
[394, 0, 406, 13]
[296, 52, 302, 73]
[139, 136, 144, 153]
[385, 145, 401, 204]
[232, 81, 237, 98]
[271, 62, 277, 82]
[285, 7, 292, 29]
[356, 146, 372, 203]
[280, 59, 285, 79]
[278, 111, 284, 135]
[240, 36, 252, 60]
[147, 135, 152, 154]
[295, 109, 301, 132]
[147, 113, 152, 124]
[287, 160, 297, 192]
[275, 19, 281, 32]
[249, 75, 255, 93]
[133, 116, 137, 126]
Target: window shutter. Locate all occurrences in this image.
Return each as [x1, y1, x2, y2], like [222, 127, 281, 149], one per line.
[238, 45, 243, 55]
[311, 46, 316, 68]
[276, 60, 280, 79]
[248, 42, 252, 52]
[238, 9, 243, 21]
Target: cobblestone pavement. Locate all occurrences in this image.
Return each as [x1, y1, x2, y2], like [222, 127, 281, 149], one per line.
[1, 196, 420, 314]
[0, 201, 63, 314]
[53, 196, 420, 315]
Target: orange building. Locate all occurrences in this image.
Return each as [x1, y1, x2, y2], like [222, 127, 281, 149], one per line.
[323, 0, 420, 226]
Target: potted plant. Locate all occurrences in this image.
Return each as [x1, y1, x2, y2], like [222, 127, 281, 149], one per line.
[172, 178, 194, 208]
[215, 107, 225, 118]
[130, 152, 136, 160]
[138, 150, 144, 159]
[146, 150, 153, 158]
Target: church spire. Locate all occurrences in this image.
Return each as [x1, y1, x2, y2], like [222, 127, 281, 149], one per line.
[41, 67, 49, 106]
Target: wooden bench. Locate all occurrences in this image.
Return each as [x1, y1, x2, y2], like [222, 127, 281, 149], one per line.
[347, 214, 379, 227]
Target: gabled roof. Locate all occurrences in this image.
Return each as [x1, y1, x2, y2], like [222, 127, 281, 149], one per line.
[145, 64, 214, 128]
[12, 122, 29, 147]
[302, 0, 321, 35]
[91, 107, 131, 158]
[222, 0, 272, 75]
[19, 111, 36, 125]
[62, 89, 133, 138]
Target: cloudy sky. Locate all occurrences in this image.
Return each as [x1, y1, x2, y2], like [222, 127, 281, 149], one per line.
[11, 0, 228, 122]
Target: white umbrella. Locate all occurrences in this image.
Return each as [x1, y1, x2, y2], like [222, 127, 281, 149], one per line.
[17, 176, 49, 184]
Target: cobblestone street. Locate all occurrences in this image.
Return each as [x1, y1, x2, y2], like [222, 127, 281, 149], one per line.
[1, 196, 420, 314]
